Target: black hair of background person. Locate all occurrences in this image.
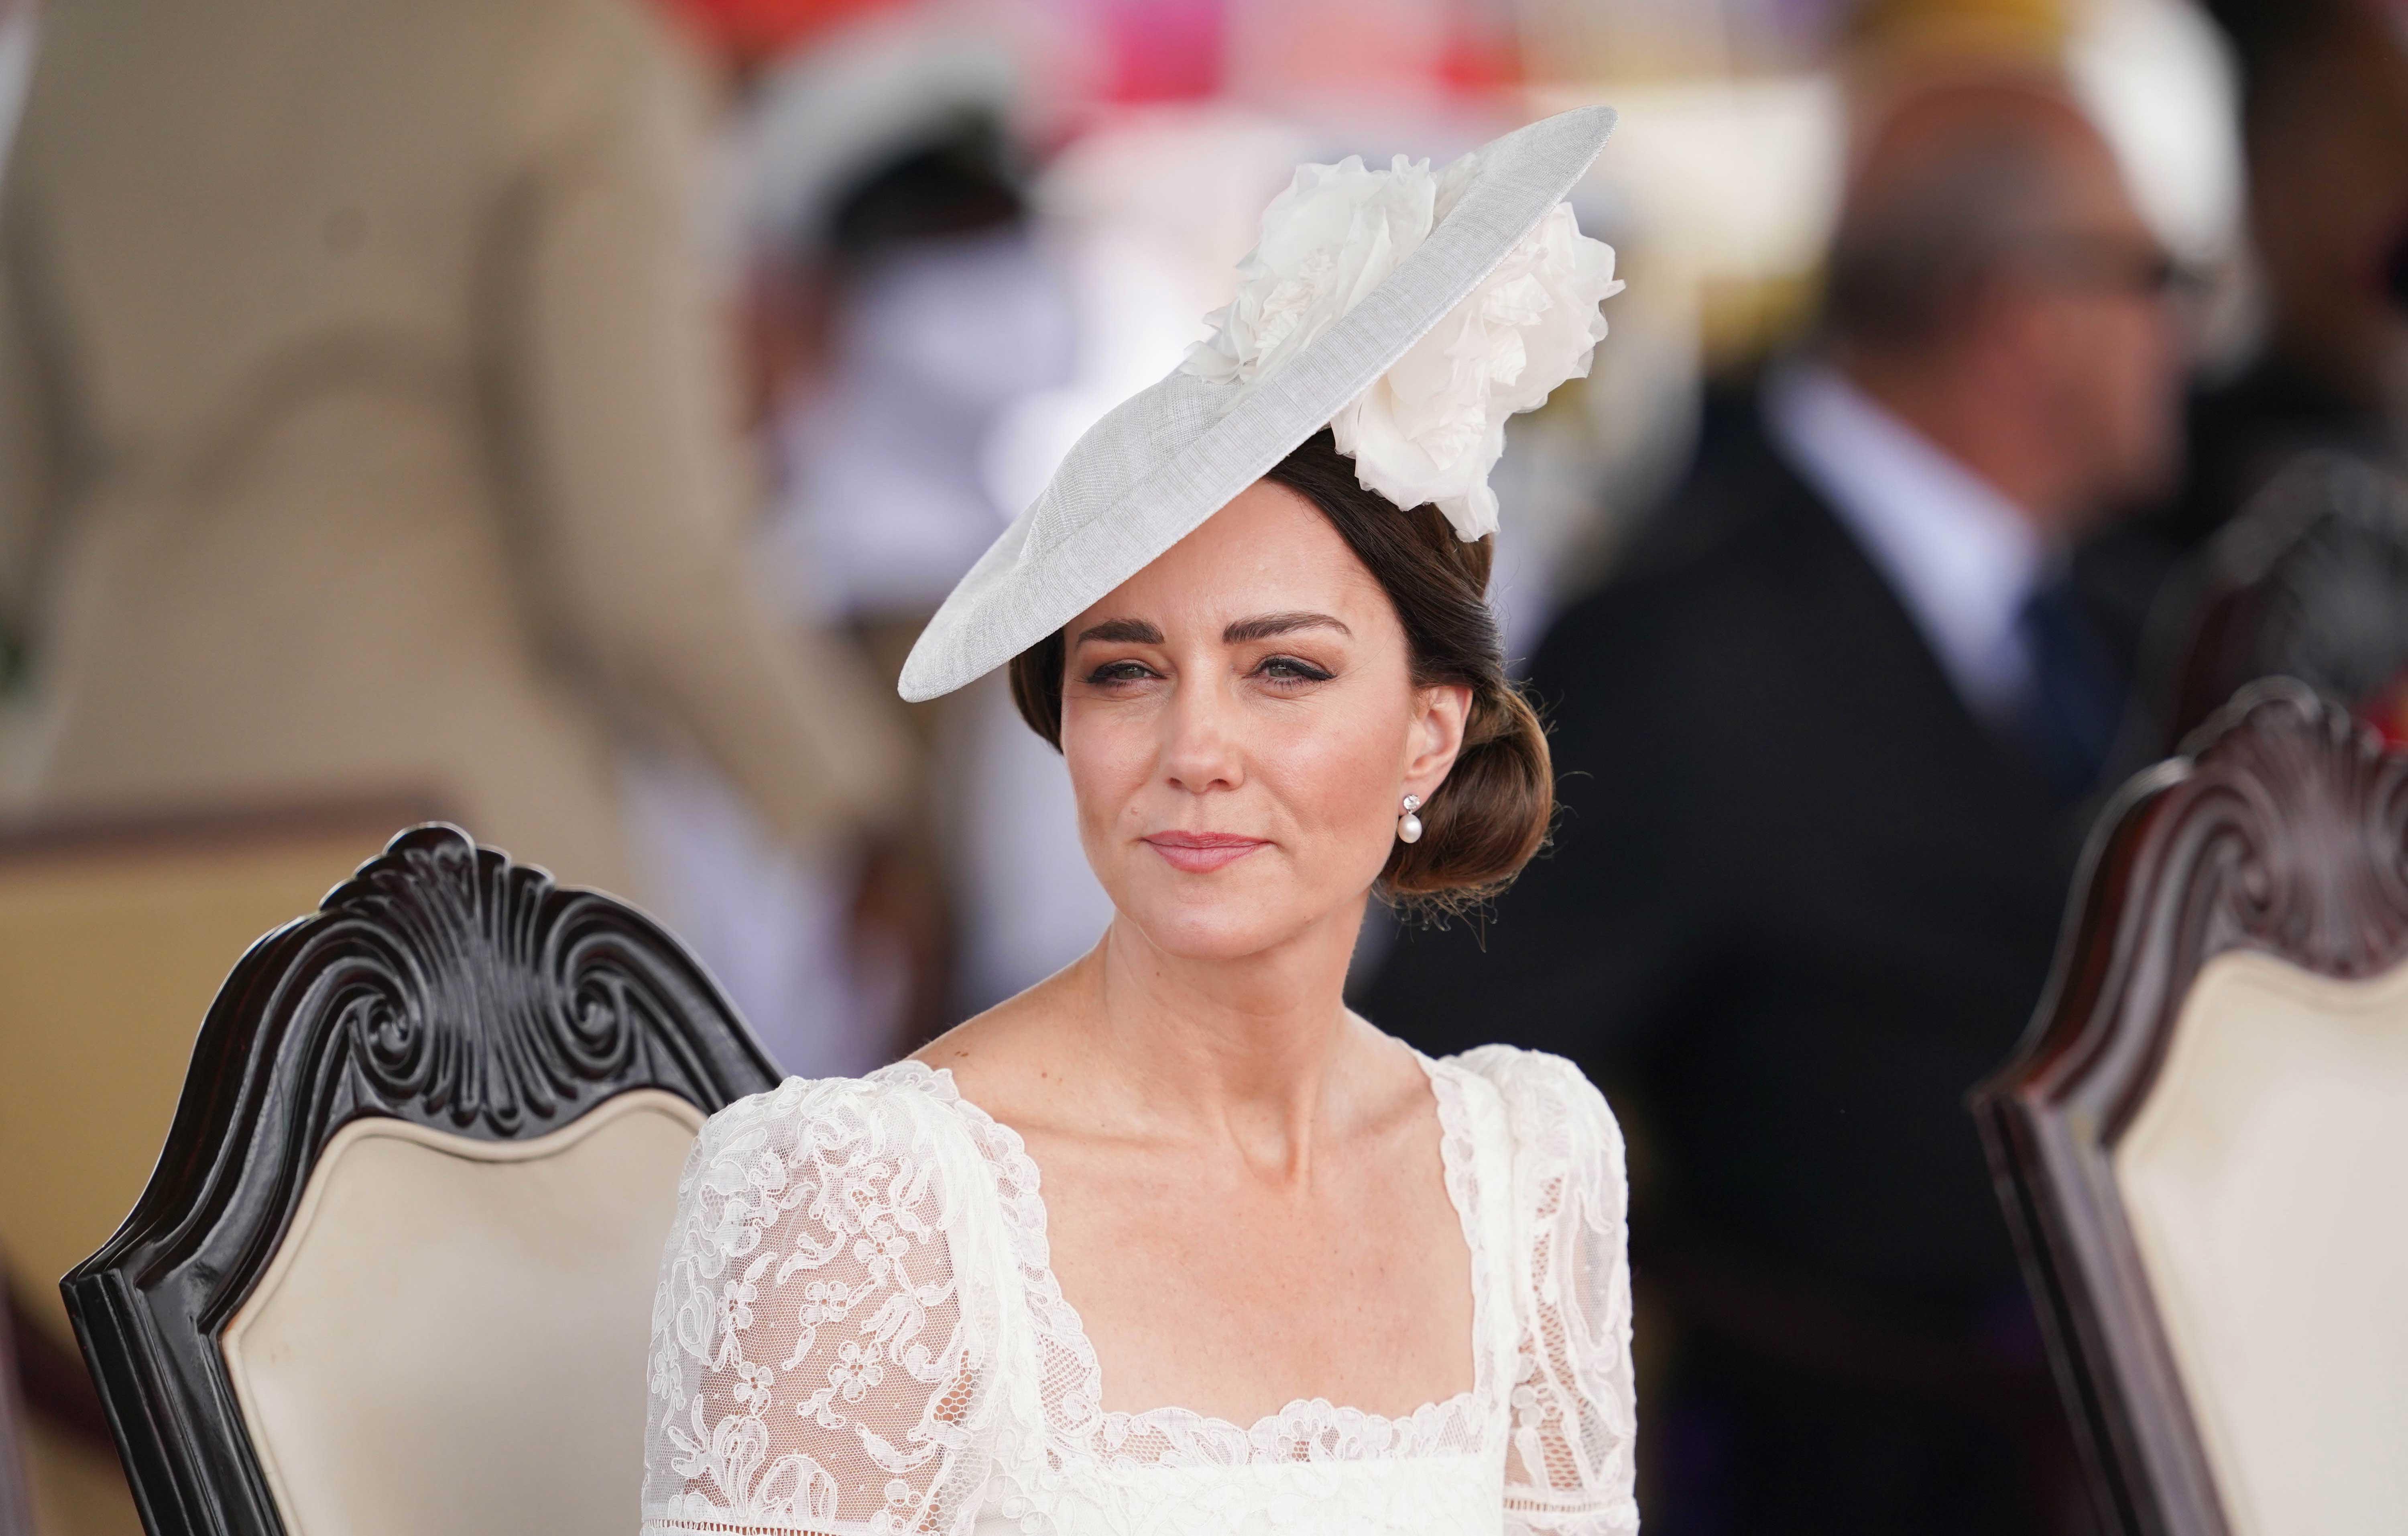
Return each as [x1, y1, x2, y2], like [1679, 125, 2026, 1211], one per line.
[1354, 409, 2093, 1535]
[823, 114, 1027, 267]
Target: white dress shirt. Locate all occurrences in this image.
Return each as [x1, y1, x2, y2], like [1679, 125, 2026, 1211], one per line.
[1761, 359, 2047, 725]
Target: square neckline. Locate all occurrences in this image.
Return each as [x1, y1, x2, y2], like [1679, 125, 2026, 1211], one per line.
[870, 1053, 1496, 1459]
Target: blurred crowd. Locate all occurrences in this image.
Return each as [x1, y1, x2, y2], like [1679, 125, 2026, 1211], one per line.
[2, 0, 2404, 1530]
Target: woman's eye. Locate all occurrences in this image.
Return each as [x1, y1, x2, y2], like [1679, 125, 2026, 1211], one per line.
[1256, 655, 1333, 684]
[1084, 660, 1157, 685]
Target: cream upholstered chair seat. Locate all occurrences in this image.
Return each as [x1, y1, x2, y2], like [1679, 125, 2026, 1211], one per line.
[63, 825, 778, 1536]
[224, 1092, 704, 1536]
[2115, 955, 2408, 1536]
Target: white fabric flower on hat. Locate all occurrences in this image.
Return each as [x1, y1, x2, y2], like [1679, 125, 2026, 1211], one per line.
[1184, 149, 1624, 540]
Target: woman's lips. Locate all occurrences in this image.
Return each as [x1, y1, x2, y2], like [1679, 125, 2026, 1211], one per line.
[1142, 832, 1269, 874]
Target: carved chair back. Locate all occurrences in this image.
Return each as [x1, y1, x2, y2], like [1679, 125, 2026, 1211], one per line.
[63, 825, 779, 1536]
[1973, 680, 2408, 1536]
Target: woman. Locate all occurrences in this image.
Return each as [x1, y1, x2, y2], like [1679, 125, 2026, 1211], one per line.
[642, 107, 1634, 1535]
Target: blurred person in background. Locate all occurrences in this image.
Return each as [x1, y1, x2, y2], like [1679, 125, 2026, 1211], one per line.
[1362, 71, 2189, 1535]
[2079, 0, 2408, 723]
[620, 12, 1062, 1074]
[0, 0, 905, 904]
[745, 21, 1067, 669]
[717, 11, 1077, 1049]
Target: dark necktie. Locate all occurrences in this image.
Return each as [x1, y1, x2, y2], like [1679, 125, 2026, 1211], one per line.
[2011, 578, 2125, 806]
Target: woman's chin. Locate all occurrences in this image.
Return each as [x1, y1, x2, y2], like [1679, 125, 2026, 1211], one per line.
[1116, 887, 1324, 965]
[1102, 847, 1383, 964]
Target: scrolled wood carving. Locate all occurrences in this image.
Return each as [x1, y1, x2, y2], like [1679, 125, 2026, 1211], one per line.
[2168, 692, 2408, 976]
[303, 829, 651, 1133]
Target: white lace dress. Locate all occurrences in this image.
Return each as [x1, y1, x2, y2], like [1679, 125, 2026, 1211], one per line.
[639, 1047, 1638, 1536]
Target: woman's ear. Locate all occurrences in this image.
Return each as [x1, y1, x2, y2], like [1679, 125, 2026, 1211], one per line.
[1404, 682, 1473, 795]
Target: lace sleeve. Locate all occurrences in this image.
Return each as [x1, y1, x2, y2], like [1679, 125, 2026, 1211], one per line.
[641, 1078, 999, 1535]
[1462, 1047, 1640, 1536]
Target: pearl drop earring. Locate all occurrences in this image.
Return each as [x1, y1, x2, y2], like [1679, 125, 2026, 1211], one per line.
[1397, 794, 1424, 844]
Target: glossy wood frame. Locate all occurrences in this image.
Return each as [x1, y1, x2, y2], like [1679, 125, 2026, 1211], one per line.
[61, 824, 780, 1536]
[1971, 678, 2408, 1536]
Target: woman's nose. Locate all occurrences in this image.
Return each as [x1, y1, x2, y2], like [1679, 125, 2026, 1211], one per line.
[1160, 674, 1245, 794]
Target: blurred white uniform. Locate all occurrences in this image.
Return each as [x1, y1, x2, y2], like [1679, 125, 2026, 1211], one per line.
[763, 230, 1074, 622]
[759, 226, 1101, 1017]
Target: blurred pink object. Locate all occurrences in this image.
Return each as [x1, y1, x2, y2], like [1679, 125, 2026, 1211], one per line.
[1093, 0, 1222, 100]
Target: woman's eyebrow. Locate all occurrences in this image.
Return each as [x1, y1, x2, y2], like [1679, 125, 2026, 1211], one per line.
[1074, 617, 1164, 646]
[1224, 611, 1351, 643]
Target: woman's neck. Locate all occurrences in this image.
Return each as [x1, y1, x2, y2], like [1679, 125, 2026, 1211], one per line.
[1066, 901, 1376, 1184]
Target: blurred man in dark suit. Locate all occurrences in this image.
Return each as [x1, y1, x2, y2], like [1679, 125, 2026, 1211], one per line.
[1361, 75, 2188, 1536]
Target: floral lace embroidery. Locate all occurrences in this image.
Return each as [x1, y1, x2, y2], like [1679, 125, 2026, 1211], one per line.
[640, 1049, 1638, 1536]
[641, 1077, 992, 1534]
[1458, 1047, 1641, 1536]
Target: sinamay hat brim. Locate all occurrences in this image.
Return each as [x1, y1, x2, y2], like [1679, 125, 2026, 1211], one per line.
[897, 105, 1618, 703]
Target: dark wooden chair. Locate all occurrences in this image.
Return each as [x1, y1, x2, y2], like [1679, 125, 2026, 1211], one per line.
[1972, 679, 2408, 1536]
[63, 824, 779, 1536]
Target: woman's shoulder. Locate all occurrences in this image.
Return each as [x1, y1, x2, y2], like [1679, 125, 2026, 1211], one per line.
[1436, 1044, 1626, 1164]
[1437, 1042, 1603, 1108]
[667, 1063, 1008, 1286]
[689, 1060, 980, 1168]
[647, 1069, 1009, 1531]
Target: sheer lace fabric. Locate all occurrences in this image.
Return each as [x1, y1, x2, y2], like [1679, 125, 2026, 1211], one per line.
[641, 1048, 1636, 1535]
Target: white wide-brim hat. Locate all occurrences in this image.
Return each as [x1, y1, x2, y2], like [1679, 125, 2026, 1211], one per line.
[898, 105, 1619, 703]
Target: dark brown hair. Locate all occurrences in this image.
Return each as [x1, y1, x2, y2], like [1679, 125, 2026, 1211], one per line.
[1007, 430, 1553, 915]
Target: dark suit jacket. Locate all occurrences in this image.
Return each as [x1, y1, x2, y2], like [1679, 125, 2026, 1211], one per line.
[1363, 412, 2081, 1316]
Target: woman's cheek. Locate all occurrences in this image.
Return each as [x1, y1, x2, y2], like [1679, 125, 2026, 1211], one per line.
[1257, 693, 1401, 838]
[1062, 711, 1155, 832]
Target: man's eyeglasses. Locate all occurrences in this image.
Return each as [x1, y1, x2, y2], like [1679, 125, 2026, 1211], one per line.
[2002, 231, 2206, 303]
